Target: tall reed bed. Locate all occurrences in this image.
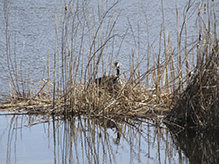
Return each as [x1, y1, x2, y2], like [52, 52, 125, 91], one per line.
[1, 0, 218, 121]
[165, 0, 219, 129]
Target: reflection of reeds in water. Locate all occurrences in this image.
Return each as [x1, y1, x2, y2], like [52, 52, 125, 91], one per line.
[55, 116, 188, 163]
[2, 114, 187, 163]
[167, 125, 219, 164]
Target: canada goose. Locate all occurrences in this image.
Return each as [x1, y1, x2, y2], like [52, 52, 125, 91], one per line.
[95, 62, 122, 89]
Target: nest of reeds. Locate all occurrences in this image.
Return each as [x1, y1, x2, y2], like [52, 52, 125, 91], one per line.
[62, 79, 168, 118]
[0, 77, 169, 118]
[165, 44, 219, 129]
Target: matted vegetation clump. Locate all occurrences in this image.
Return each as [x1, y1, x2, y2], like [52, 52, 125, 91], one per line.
[165, 45, 219, 128]
[0, 73, 168, 118]
[164, 0, 219, 129]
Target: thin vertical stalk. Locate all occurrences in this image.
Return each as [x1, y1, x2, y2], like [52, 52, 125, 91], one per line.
[169, 36, 175, 96]
[184, 7, 189, 85]
[47, 50, 50, 94]
[137, 22, 140, 77]
[161, 0, 169, 95]
[156, 25, 162, 103]
[176, 8, 182, 93]
[53, 7, 58, 108]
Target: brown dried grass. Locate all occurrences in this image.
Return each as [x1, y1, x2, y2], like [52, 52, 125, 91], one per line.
[165, 44, 219, 129]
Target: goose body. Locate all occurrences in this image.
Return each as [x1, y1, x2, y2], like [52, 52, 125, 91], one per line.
[95, 62, 122, 90]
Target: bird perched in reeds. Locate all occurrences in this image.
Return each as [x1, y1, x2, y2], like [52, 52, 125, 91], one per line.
[94, 61, 122, 91]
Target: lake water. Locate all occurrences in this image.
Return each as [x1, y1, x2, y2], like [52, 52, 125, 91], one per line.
[1, 0, 219, 163]
[1, 113, 219, 164]
[0, 113, 189, 164]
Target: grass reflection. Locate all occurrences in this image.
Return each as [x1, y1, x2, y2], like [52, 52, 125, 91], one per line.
[1, 114, 189, 164]
[167, 125, 219, 164]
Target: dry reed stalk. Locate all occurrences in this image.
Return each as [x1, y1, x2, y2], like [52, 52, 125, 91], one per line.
[161, 0, 169, 97]
[176, 8, 183, 93]
[168, 35, 175, 95]
[184, 8, 189, 85]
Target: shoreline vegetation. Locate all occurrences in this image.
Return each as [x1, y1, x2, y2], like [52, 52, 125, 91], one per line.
[0, 0, 218, 129]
